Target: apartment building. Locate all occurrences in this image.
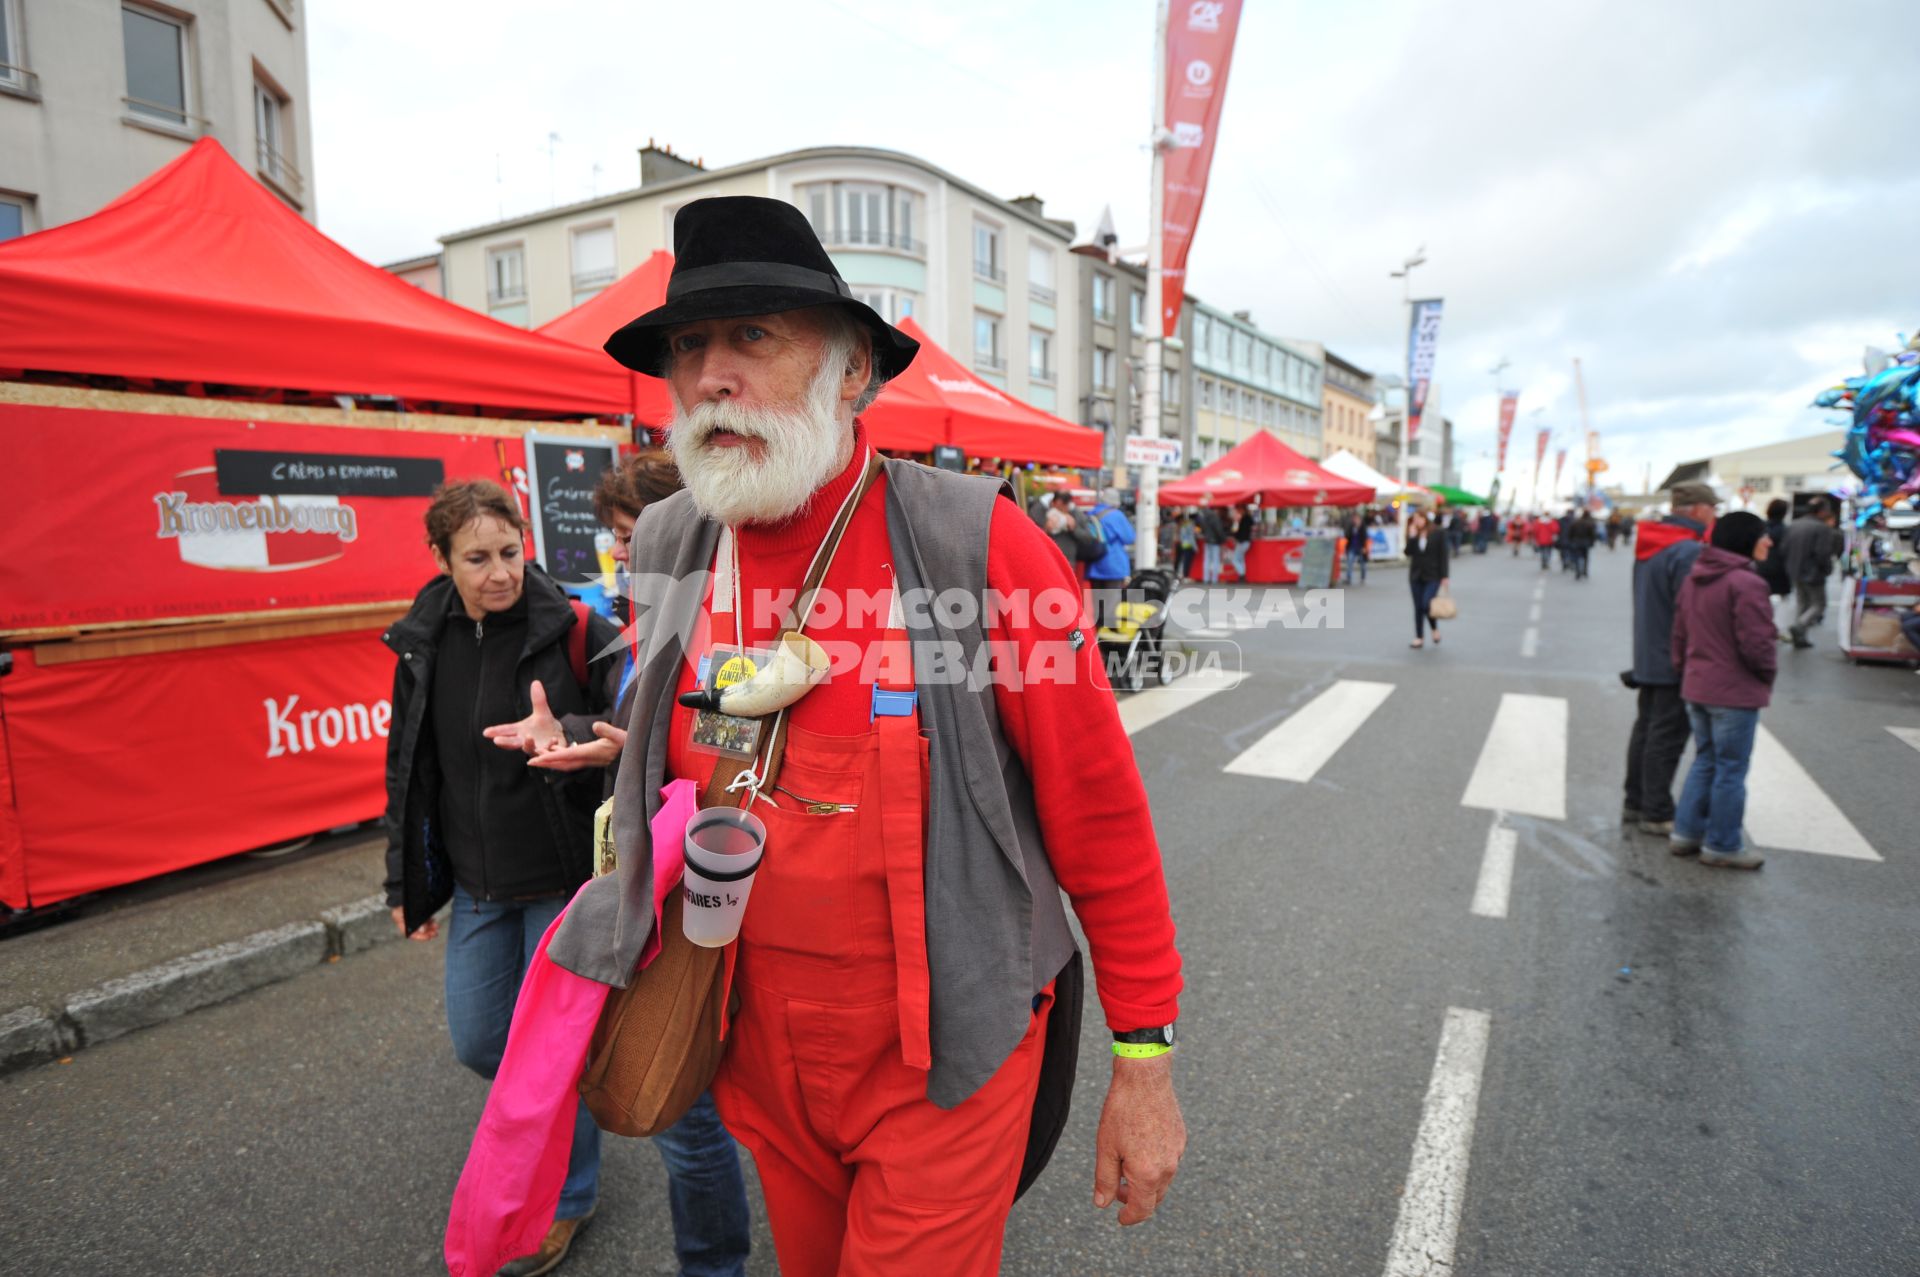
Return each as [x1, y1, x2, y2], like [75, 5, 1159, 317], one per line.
[1316, 347, 1377, 466]
[0, 0, 314, 239]
[438, 144, 1083, 418]
[1070, 243, 1192, 482]
[1187, 300, 1323, 465]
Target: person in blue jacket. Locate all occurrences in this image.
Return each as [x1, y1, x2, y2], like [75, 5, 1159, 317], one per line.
[1087, 488, 1137, 630]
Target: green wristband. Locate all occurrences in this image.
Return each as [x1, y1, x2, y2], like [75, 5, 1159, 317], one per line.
[1111, 1040, 1173, 1060]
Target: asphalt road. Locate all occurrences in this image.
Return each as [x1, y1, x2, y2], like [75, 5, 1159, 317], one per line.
[4, 538, 1917, 1276]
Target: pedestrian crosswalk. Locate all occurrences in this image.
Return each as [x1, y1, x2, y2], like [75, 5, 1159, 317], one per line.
[1126, 672, 1905, 864]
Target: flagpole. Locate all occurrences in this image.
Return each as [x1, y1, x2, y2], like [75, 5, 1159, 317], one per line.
[1136, 0, 1169, 571]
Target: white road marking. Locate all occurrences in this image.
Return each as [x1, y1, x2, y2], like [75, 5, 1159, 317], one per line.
[1527, 602, 1542, 624]
[1461, 693, 1567, 819]
[1889, 726, 1920, 755]
[1520, 626, 1539, 658]
[1223, 679, 1396, 782]
[1471, 813, 1517, 919]
[1743, 727, 1881, 861]
[1183, 628, 1231, 639]
[1382, 1007, 1493, 1277]
[1118, 666, 1243, 737]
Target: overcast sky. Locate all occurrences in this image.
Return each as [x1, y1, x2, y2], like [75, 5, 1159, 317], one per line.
[310, 0, 1914, 500]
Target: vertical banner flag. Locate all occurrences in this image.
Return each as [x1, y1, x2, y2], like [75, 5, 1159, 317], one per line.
[1535, 427, 1551, 474]
[1160, 0, 1245, 337]
[1495, 390, 1519, 472]
[1554, 447, 1568, 492]
[1405, 298, 1444, 442]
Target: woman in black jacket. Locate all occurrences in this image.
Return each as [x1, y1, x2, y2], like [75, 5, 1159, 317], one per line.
[1406, 510, 1450, 648]
[380, 478, 623, 1265]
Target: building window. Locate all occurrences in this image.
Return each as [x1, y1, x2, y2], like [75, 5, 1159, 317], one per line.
[1129, 290, 1146, 336]
[1162, 368, 1181, 406]
[854, 287, 918, 323]
[0, 0, 34, 95]
[795, 182, 924, 255]
[1198, 377, 1213, 410]
[1196, 314, 1212, 357]
[1220, 385, 1236, 417]
[1093, 274, 1114, 323]
[0, 193, 29, 241]
[251, 73, 303, 199]
[1094, 346, 1116, 390]
[974, 312, 1003, 370]
[1028, 241, 1056, 304]
[124, 4, 194, 130]
[487, 244, 527, 326]
[1029, 331, 1053, 382]
[569, 223, 616, 305]
[973, 221, 1003, 282]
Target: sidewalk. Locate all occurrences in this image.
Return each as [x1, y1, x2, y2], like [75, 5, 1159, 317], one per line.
[0, 836, 404, 1075]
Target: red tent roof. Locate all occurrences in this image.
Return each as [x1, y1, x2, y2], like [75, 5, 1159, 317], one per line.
[865, 317, 1103, 465]
[1157, 429, 1375, 507]
[0, 139, 630, 417]
[536, 250, 677, 425]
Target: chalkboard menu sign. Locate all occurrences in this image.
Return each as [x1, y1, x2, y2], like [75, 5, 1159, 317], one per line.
[525, 432, 619, 587]
[214, 448, 444, 496]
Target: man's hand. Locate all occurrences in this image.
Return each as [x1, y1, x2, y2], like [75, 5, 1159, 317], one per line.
[482, 680, 567, 756]
[390, 906, 438, 942]
[528, 721, 627, 772]
[1092, 1053, 1186, 1225]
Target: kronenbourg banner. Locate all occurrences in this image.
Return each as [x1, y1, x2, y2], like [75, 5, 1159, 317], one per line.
[1160, 0, 1245, 337]
[1405, 298, 1444, 442]
[1495, 390, 1519, 472]
[1554, 447, 1568, 492]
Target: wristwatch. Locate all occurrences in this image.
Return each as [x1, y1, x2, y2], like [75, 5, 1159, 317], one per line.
[1112, 1023, 1176, 1058]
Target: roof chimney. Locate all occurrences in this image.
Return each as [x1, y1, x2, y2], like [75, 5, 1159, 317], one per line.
[639, 141, 707, 188]
[1009, 194, 1046, 219]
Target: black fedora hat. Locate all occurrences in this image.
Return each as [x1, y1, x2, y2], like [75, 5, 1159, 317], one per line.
[604, 196, 919, 381]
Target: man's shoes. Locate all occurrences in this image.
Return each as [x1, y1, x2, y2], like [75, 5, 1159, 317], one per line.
[1622, 806, 1644, 824]
[1669, 836, 1702, 857]
[496, 1208, 595, 1277]
[1637, 819, 1674, 835]
[1699, 848, 1766, 870]
[1789, 626, 1812, 650]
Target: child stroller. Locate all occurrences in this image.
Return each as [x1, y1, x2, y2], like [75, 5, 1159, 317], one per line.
[1096, 566, 1179, 693]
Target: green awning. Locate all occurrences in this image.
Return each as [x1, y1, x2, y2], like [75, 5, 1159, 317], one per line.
[1429, 483, 1490, 506]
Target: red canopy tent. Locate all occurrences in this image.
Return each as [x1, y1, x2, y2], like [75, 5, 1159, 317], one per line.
[865, 316, 1103, 464]
[0, 138, 630, 417]
[536, 250, 677, 426]
[1157, 429, 1374, 507]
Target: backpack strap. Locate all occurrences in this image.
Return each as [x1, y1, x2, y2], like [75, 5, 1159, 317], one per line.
[567, 599, 591, 691]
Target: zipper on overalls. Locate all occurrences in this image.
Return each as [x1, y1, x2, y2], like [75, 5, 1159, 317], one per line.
[771, 783, 856, 815]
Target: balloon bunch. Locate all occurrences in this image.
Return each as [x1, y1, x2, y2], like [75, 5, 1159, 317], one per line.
[1813, 332, 1920, 525]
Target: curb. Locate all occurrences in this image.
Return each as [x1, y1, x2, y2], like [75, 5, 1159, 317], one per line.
[0, 893, 396, 1078]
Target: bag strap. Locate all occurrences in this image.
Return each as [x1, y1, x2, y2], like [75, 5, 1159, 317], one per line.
[566, 599, 591, 691]
[698, 453, 883, 810]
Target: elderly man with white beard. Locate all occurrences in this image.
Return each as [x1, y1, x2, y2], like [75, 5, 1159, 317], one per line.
[529, 197, 1187, 1276]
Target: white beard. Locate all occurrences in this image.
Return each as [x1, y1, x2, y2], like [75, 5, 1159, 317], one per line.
[668, 356, 852, 527]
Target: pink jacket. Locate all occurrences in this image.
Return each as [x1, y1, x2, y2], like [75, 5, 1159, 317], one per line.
[443, 779, 698, 1276]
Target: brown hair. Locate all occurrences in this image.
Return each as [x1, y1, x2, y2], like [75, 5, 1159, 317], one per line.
[424, 478, 525, 559]
[592, 448, 683, 523]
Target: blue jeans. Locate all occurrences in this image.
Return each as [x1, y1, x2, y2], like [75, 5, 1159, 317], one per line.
[1345, 548, 1367, 584]
[445, 887, 752, 1273]
[1202, 543, 1223, 582]
[1674, 704, 1759, 854]
[1410, 577, 1442, 638]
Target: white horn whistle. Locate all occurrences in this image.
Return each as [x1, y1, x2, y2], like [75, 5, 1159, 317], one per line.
[678, 631, 831, 717]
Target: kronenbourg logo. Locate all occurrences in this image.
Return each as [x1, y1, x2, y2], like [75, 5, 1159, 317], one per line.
[1283, 469, 1322, 488]
[1172, 121, 1206, 149]
[564, 449, 587, 472]
[928, 375, 1012, 406]
[1187, 1, 1223, 32]
[1186, 59, 1214, 88]
[1203, 468, 1244, 487]
[153, 466, 357, 573]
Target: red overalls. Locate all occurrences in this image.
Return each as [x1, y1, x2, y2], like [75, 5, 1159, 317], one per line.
[666, 506, 1054, 1277]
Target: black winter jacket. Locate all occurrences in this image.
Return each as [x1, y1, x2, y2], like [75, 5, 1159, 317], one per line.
[1407, 529, 1450, 583]
[380, 566, 623, 932]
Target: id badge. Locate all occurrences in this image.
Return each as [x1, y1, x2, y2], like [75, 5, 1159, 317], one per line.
[687, 645, 770, 761]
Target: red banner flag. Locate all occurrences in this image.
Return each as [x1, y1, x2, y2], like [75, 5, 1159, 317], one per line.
[1554, 447, 1568, 491]
[1535, 427, 1551, 475]
[1495, 391, 1519, 472]
[1159, 0, 1244, 337]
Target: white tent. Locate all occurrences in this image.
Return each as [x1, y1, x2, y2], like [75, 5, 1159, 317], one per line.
[1321, 449, 1426, 500]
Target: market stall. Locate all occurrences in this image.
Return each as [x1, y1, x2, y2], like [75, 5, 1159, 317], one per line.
[0, 140, 628, 909]
[1158, 432, 1373, 583]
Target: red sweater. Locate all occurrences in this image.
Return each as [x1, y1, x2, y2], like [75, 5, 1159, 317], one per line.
[665, 432, 1183, 1031]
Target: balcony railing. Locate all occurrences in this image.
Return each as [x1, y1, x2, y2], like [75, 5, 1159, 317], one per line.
[975, 352, 1006, 372]
[256, 139, 305, 200]
[0, 62, 40, 98]
[817, 227, 925, 257]
[571, 268, 617, 293]
[123, 95, 208, 134]
[488, 284, 527, 306]
[1030, 365, 1055, 384]
[974, 261, 1006, 285]
[1028, 283, 1057, 305]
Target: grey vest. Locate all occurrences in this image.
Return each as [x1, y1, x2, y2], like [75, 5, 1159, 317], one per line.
[548, 459, 1079, 1108]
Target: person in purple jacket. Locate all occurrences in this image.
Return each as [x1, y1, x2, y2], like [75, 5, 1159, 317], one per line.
[1669, 511, 1777, 869]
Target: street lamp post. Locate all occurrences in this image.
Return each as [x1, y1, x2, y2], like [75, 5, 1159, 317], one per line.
[1389, 248, 1426, 544]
